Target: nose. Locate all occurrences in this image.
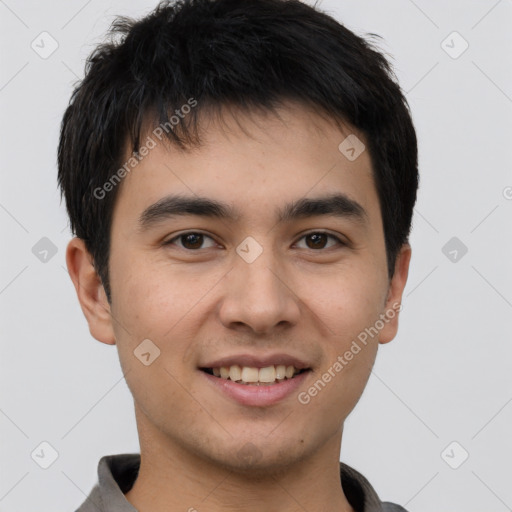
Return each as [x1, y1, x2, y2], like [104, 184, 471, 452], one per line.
[218, 250, 301, 335]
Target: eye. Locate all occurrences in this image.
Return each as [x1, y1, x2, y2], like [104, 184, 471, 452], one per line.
[164, 232, 218, 250]
[294, 232, 345, 250]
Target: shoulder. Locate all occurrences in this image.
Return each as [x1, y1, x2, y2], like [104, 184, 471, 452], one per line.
[339, 461, 410, 512]
[74, 453, 140, 512]
[381, 503, 409, 512]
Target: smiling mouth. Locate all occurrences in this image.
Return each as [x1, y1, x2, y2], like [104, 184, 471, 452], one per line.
[200, 365, 310, 385]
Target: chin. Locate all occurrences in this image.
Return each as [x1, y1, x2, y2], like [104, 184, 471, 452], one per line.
[200, 438, 309, 478]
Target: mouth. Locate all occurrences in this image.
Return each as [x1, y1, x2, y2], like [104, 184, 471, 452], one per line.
[199, 353, 312, 406]
[200, 364, 310, 386]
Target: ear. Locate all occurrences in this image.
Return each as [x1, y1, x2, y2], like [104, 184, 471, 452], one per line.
[378, 243, 412, 345]
[65, 237, 116, 345]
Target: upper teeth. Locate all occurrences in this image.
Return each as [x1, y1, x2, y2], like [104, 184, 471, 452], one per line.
[212, 364, 300, 384]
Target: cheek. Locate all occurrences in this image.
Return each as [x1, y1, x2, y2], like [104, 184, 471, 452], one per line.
[112, 270, 173, 337]
[112, 253, 183, 323]
[303, 264, 386, 340]
[109, 265, 201, 414]
[107, 257, 179, 376]
[299, 264, 384, 404]
[110, 257, 228, 352]
[296, 339, 377, 438]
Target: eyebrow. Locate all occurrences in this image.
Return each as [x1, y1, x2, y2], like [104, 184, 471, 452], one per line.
[137, 193, 368, 231]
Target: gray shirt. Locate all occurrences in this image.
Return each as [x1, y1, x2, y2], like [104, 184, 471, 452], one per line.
[75, 453, 408, 512]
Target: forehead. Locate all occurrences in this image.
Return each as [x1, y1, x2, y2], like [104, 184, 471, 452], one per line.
[112, 102, 380, 230]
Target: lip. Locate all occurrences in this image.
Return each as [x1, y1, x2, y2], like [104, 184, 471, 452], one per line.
[200, 353, 310, 370]
[200, 369, 310, 407]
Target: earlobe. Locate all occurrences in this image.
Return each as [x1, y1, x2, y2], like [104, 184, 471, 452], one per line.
[378, 244, 412, 345]
[65, 238, 116, 345]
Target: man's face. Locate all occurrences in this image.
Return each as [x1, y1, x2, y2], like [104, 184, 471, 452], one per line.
[86, 104, 409, 472]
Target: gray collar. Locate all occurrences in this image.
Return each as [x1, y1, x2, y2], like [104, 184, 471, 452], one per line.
[75, 453, 406, 512]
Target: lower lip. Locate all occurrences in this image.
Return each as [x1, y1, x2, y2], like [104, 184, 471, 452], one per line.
[200, 370, 310, 407]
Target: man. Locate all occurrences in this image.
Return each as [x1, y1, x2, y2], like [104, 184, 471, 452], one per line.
[58, 0, 418, 510]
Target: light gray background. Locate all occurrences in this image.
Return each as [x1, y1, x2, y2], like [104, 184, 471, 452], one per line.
[1, 0, 511, 511]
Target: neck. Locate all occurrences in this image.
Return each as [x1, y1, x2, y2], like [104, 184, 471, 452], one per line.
[125, 405, 354, 512]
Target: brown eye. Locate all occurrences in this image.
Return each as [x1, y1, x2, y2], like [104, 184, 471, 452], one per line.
[181, 233, 204, 249]
[306, 233, 328, 249]
[164, 232, 217, 250]
[295, 232, 343, 250]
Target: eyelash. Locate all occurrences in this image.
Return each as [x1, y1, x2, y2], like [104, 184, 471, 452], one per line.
[163, 231, 346, 251]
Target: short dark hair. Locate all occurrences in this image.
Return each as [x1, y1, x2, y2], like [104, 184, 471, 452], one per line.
[58, 0, 419, 304]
